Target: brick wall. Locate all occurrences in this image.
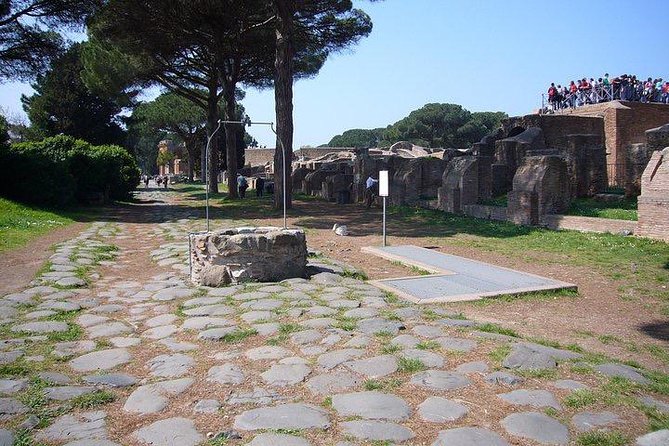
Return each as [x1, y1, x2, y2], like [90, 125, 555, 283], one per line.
[244, 148, 276, 167]
[543, 215, 635, 234]
[636, 149, 669, 241]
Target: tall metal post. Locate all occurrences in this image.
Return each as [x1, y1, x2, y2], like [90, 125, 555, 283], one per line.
[382, 196, 387, 247]
[204, 120, 222, 233]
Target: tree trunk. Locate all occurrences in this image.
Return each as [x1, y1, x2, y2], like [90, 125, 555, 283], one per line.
[223, 81, 238, 199]
[185, 142, 195, 182]
[273, 0, 294, 210]
[206, 85, 220, 194]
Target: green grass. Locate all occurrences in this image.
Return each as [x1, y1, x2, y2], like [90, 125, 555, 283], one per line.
[341, 269, 369, 281]
[381, 343, 402, 354]
[476, 323, 519, 338]
[488, 345, 512, 364]
[70, 390, 116, 409]
[220, 328, 258, 343]
[364, 378, 402, 391]
[397, 357, 426, 373]
[566, 197, 638, 221]
[576, 431, 628, 446]
[416, 340, 441, 351]
[0, 197, 78, 253]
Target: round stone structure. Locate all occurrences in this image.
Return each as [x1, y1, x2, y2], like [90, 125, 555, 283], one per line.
[189, 227, 307, 286]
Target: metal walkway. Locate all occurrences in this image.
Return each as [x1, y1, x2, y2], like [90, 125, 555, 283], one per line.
[363, 245, 576, 303]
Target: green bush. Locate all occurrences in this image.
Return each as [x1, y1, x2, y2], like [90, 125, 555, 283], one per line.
[0, 135, 139, 206]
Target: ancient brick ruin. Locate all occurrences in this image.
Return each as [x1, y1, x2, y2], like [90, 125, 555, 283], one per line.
[242, 101, 669, 242]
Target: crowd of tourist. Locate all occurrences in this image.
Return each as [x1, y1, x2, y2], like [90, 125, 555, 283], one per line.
[545, 74, 669, 111]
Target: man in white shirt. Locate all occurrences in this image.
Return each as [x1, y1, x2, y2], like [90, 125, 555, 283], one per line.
[365, 175, 378, 208]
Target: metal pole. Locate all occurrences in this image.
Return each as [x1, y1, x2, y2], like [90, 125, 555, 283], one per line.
[205, 120, 223, 233]
[382, 196, 386, 247]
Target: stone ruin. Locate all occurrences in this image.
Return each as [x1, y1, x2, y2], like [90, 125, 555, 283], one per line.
[189, 227, 307, 286]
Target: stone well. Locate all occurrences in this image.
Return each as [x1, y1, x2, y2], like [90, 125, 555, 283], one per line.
[189, 227, 307, 286]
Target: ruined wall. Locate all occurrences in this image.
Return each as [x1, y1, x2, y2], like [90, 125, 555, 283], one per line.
[563, 134, 607, 197]
[295, 147, 355, 160]
[244, 148, 277, 167]
[508, 156, 570, 226]
[501, 115, 604, 150]
[636, 148, 669, 242]
[390, 157, 447, 205]
[438, 157, 479, 213]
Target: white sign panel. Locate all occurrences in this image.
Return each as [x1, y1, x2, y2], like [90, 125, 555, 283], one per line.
[379, 170, 389, 197]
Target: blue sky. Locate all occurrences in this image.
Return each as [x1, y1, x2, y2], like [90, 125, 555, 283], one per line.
[1, 0, 668, 148]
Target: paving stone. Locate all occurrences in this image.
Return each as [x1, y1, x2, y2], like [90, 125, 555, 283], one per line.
[340, 420, 414, 442]
[485, 371, 524, 386]
[183, 296, 225, 307]
[159, 338, 198, 352]
[455, 361, 489, 374]
[499, 389, 561, 410]
[227, 388, 284, 405]
[76, 314, 110, 327]
[38, 301, 82, 312]
[345, 355, 398, 378]
[133, 417, 203, 446]
[435, 336, 476, 352]
[317, 349, 365, 369]
[636, 429, 669, 446]
[246, 346, 292, 361]
[436, 318, 477, 327]
[109, 337, 141, 348]
[639, 395, 669, 414]
[45, 386, 95, 401]
[123, 378, 194, 414]
[53, 340, 96, 359]
[504, 343, 581, 371]
[234, 291, 271, 301]
[410, 370, 471, 390]
[332, 391, 410, 420]
[38, 372, 72, 385]
[418, 396, 468, 422]
[247, 433, 311, 446]
[0, 378, 27, 394]
[240, 299, 283, 311]
[182, 316, 234, 330]
[343, 307, 378, 319]
[183, 304, 234, 316]
[233, 403, 330, 430]
[69, 349, 131, 372]
[25, 309, 57, 319]
[147, 353, 194, 377]
[197, 326, 239, 341]
[207, 364, 244, 385]
[11, 321, 68, 334]
[413, 325, 444, 338]
[431, 427, 509, 446]
[572, 411, 621, 432]
[193, 399, 221, 414]
[553, 379, 587, 391]
[56, 277, 87, 287]
[502, 411, 569, 445]
[240, 311, 273, 323]
[596, 363, 650, 384]
[253, 322, 281, 336]
[391, 334, 420, 349]
[261, 363, 311, 386]
[401, 349, 445, 368]
[302, 317, 336, 329]
[34, 410, 108, 443]
[142, 325, 178, 339]
[357, 318, 404, 335]
[329, 299, 360, 309]
[394, 307, 422, 319]
[83, 374, 137, 387]
[0, 429, 13, 446]
[144, 314, 178, 327]
[344, 335, 371, 348]
[90, 304, 124, 314]
[305, 371, 362, 395]
[291, 329, 323, 345]
[0, 397, 28, 419]
[87, 322, 132, 339]
[153, 288, 194, 301]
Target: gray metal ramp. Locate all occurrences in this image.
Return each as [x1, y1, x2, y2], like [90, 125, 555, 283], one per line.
[363, 245, 576, 303]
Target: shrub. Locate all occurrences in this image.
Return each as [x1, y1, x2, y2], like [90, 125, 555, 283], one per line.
[0, 135, 139, 206]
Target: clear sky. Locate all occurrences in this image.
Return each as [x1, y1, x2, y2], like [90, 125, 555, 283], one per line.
[1, 0, 668, 148]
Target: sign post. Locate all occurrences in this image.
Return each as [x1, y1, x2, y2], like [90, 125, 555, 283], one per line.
[379, 170, 389, 247]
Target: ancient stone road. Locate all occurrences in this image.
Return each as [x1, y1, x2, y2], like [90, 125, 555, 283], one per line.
[0, 189, 668, 445]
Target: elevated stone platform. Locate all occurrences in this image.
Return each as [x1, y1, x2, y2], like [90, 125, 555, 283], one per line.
[363, 245, 575, 303]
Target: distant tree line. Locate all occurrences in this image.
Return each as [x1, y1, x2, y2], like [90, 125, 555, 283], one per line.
[327, 103, 507, 149]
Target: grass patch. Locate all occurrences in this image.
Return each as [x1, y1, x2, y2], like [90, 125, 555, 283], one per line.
[70, 390, 116, 409]
[576, 431, 628, 446]
[364, 378, 402, 391]
[567, 197, 638, 221]
[381, 343, 402, 354]
[278, 323, 302, 334]
[646, 344, 669, 365]
[477, 323, 519, 338]
[416, 340, 441, 351]
[378, 310, 401, 321]
[0, 197, 82, 253]
[220, 328, 258, 343]
[397, 357, 426, 373]
[517, 369, 558, 379]
[390, 260, 432, 276]
[422, 309, 440, 321]
[46, 323, 83, 342]
[383, 291, 400, 304]
[341, 269, 368, 281]
[0, 361, 32, 378]
[489, 344, 512, 364]
[337, 317, 357, 332]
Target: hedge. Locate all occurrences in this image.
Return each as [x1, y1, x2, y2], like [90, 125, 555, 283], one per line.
[0, 135, 140, 206]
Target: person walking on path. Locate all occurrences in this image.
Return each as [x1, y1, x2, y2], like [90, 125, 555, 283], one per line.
[237, 175, 248, 199]
[365, 175, 378, 208]
[255, 177, 265, 197]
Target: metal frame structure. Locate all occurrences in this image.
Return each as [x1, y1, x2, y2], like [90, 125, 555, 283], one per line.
[203, 119, 288, 232]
